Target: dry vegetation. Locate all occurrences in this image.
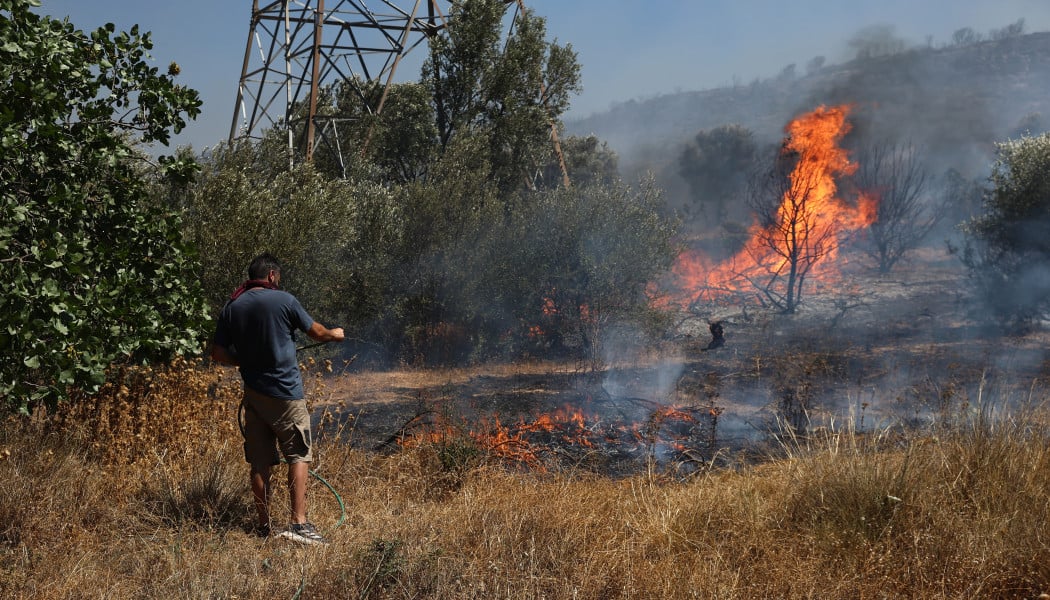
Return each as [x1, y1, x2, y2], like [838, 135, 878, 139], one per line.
[4, 332, 1050, 599]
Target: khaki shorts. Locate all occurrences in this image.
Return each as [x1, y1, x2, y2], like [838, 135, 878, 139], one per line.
[241, 386, 313, 470]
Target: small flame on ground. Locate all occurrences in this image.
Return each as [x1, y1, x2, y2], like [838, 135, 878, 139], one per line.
[399, 402, 715, 470]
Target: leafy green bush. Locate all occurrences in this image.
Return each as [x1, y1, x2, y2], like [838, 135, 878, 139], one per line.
[0, 0, 207, 411]
[959, 133, 1050, 327]
[177, 141, 402, 329]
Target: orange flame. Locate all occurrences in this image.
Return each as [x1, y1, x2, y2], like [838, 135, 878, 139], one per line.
[398, 402, 714, 468]
[654, 105, 877, 309]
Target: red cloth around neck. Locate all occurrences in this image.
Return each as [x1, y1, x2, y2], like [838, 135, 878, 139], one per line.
[229, 279, 278, 301]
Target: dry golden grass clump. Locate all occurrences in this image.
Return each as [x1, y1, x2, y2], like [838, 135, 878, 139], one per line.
[3, 360, 1050, 598]
[54, 357, 242, 471]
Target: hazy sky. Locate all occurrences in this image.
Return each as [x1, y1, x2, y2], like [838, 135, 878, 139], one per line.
[34, 0, 1050, 152]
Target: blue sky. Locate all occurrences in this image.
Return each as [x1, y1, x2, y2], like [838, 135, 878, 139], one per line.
[34, 0, 1050, 152]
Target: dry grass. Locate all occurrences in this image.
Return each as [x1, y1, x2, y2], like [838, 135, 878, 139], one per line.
[3, 358, 1050, 599]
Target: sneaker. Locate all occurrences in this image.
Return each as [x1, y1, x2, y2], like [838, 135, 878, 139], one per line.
[279, 522, 328, 546]
[251, 523, 271, 538]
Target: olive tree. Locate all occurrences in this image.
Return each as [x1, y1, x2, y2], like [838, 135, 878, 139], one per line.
[0, 0, 206, 412]
[539, 134, 619, 189]
[678, 124, 758, 224]
[467, 177, 678, 363]
[178, 141, 402, 332]
[307, 79, 438, 183]
[376, 132, 676, 365]
[423, 0, 581, 193]
[960, 133, 1050, 327]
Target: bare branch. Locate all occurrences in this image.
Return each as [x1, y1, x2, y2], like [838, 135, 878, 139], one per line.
[853, 140, 945, 273]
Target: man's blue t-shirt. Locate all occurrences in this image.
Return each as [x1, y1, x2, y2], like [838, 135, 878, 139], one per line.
[214, 289, 314, 400]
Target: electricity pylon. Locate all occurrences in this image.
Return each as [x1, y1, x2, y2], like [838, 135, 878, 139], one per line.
[229, 0, 568, 186]
[229, 0, 447, 171]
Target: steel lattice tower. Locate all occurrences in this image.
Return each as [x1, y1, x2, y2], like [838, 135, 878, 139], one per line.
[230, 0, 568, 185]
[230, 0, 449, 169]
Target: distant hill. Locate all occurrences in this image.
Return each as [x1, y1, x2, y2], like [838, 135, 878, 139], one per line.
[567, 31, 1050, 187]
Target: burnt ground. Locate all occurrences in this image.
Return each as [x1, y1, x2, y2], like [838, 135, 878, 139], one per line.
[311, 247, 1050, 475]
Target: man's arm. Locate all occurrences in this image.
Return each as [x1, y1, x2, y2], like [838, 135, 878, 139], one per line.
[210, 343, 239, 366]
[306, 322, 345, 343]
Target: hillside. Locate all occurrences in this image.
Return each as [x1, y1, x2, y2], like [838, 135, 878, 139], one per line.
[568, 31, 1050, 184]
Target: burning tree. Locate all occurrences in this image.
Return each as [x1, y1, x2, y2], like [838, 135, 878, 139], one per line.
[653, 105, 876, 313]
[746, 145, 841, 313]
[743, 106, 874, 313]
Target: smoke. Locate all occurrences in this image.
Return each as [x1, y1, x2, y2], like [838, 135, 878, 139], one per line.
[599, 322, 684, 402]
[801, 41, 1006, 179]
[568, 29, 1050, 206]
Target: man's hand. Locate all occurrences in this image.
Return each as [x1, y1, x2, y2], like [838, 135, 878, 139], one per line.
[210, 344, 239, 366]
[307, 322, 345, 343]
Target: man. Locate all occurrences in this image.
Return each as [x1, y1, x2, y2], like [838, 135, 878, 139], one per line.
[211, 253, 344, 545]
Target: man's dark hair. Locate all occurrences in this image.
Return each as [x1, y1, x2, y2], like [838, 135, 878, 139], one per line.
[248, 253, 281, 280]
